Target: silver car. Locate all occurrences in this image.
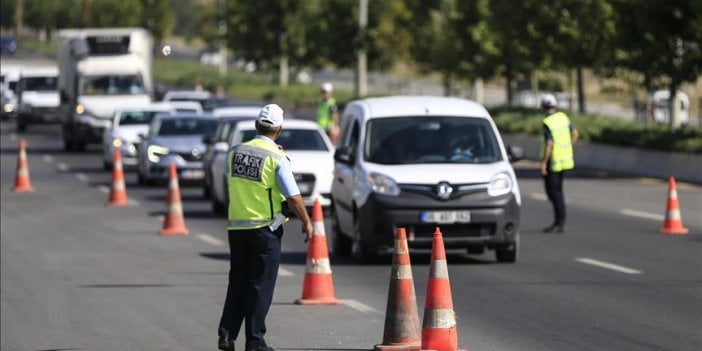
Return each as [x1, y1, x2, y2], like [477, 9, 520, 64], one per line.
[137, 113, 218, 185]
[102, 103, 176, 170]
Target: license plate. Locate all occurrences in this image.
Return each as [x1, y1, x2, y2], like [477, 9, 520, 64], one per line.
[420, 210, 471, 224]
[181, 170, 205, 179]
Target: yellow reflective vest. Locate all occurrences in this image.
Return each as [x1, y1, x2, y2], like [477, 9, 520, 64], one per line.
[227, 138, 286, 230]
[541, 111, 575, 172]
[316, 97, 336, 132]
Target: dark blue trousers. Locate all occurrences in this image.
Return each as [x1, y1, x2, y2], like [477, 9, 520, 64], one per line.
[219, 226, 282, 347]
[544, 170, 566, 225]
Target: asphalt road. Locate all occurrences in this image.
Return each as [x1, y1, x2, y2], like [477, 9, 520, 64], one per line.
[1, 120, 700, 351]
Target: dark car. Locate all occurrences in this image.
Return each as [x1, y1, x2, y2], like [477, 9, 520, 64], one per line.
[0, 36, 17, 55]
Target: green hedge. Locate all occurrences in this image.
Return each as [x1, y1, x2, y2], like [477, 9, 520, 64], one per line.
[489, 106, 702, 154]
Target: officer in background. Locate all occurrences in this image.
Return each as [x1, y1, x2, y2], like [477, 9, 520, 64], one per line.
[539, 94, 578, 233]
[316, 82, 339, 143]
[218, 104, 314, 351]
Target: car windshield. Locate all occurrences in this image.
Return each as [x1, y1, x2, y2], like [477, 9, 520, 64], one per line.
[154, 118, 218, 137]
[169, 97, 216, 111]
[81, 74, 145, 95]
[23, 76, 57, 91]
[240, 129, 329, 151]
[365, 116, 502, 164]
[118, 111, 161, 126]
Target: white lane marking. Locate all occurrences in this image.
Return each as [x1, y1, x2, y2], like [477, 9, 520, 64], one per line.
[97, 185, 110, 194]
[575, 257, 642, 275]
[342, 299, 380, 314]
[76, 173, 88, 182]
[42, 154, 54, 163]
[127, 198, 140, 207]
[196, 233, 225, 246]
[531, 193, 548, 201]
[278, 267, 294, 277]
[621, 209, 664, 222]
[56, 163, 69, 172]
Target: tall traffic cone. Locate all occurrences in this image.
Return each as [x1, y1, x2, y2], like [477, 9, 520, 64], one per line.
[160, 163, 189, 236]
[421, 228, 464, 351]
[374, 228, 421, 351]
[106, 149, 128, 207]
[660, 176, 688, 235]
[13, 138, 34, 193]
[295, 198, 341, 305]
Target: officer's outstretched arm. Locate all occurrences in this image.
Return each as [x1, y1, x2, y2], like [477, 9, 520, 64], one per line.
[286, 195, 314, 242]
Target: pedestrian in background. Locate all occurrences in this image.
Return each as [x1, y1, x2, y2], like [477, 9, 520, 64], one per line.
[218, 104, 314, 351]
[316, 82, 339, 144]
[539, 94, 578, 233]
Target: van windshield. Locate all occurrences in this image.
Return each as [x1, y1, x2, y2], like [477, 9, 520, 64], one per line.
[365, 116, 502, 164]
[81, 74, 145, 96]
[23, 77, 58, 91]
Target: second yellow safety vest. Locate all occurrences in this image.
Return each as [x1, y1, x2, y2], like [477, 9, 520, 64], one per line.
[541, 111, 575, 172]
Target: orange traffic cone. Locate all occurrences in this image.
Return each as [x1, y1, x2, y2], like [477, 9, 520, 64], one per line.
[660, 176, 688, 235]
[160, 163, 189, 236]
[295, 198, 341, 305]
[374, 228, 421, 351]
[13, 138, 34, 193]
[421, 228, 464, 351]
[106, 149, 128, 207]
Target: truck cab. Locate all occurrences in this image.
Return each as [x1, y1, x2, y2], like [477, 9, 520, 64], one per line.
[58, 28, 153, 151]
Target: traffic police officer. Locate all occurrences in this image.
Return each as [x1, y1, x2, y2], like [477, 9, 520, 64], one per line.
[316, 82, 339, 143]
[539, 94, 579, 233]
[218, 104, 314, 351]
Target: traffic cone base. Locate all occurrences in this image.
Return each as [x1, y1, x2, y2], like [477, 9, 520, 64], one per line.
[160, 164, 189, 236]
[295, 198, 340, 305]
[13, 139, 34, 192]
[660, 177, 688, 235]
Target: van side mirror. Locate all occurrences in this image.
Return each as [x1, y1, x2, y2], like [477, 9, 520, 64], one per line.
[507, 145, 525, 163]
[334, 146, 354, 164]
[214, 142, 229, 153]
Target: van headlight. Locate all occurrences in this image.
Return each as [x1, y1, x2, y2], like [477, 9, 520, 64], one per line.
[487, 173, 513, 196]
[367, 172, 400, 196]
[3, 103, 14, 113]
[147, 145, 170, 163]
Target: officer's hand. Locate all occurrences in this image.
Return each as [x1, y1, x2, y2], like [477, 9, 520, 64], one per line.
[540, 163, 548, 176]
[302, 221, 314, 243]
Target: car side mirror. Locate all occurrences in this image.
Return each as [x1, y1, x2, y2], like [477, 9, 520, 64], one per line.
[214, 141, 229, 153]
[507, 145, 525, 163]
[334, 146, 354, 164]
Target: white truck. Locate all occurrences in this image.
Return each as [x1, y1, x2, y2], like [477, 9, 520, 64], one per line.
[57, 28, 153, 151]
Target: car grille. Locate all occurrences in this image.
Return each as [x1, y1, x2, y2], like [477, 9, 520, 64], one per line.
[400, 183, 487, 200]
[177, 152, 203, 162]
[294, 173, 315, 197]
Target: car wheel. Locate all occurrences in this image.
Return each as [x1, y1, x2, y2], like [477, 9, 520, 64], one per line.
[203, 180, 211, 199]
[351, 212, 376, 263]
[137, 170, 145, 186]
[74, 141, 86, 152]
[63, 138, 74, 152]
[331, 206, 351, 257]
[495, 240, 518, 263]
[212, 195, 225, 215]
[16, 121, 26, 133]
[103, 160, 112, 171]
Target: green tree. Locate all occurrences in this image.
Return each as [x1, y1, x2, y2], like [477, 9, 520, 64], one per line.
[0, 0, 16, 29]
[611, 0, 702, 128]
[83, 0, 143, 27]
[142, 0, 174, 45]
[22, 0, 82, 37]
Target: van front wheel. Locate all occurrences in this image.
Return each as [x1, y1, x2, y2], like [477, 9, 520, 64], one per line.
[352, 217, 376, 263]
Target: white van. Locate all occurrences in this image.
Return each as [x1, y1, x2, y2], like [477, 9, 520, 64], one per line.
[331, 96, 523, 263]
[16, 66, 61, 132]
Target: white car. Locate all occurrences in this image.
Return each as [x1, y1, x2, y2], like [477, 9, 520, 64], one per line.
[210, 119, 335, 214]
[331, 96, 523, 262]
[168, 100, 204, 114]
[162, 90, 215, 111]
[102, 103, 176, 170]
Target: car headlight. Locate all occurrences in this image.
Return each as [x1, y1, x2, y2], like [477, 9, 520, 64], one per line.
[75, 103, 85, 114]
[147, 145, 170, 163]
[3, 103, 14, 113]
[367, 172, 400, 196]
[487, 172, 513, 197]
[112, 138, 123, 148]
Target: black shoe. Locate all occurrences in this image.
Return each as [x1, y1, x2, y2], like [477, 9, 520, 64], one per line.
[218, 335, 235, 351]
[542, 223, 564, 233]
[245, 344, 274, 351]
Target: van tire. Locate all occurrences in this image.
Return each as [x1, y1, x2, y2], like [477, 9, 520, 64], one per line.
[331, 210, 351, 257]
[495, 242, 518, 263]
[351, 216, 376, 263]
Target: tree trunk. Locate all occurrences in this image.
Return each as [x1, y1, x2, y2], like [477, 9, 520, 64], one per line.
[279, 56, 289, 88]
[442, 73, 453, 97]
[670, 84, 681, 129]
[473, 78, 484, 104]
[577, 66, 586, 114]
[505, 65, 514, 106]
[567, 69, 576, 111]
